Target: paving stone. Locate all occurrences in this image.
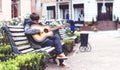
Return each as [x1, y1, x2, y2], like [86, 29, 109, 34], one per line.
[46, 30, 120, 70]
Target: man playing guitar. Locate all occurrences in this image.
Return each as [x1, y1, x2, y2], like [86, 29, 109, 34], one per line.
[24, 13, 69, 67]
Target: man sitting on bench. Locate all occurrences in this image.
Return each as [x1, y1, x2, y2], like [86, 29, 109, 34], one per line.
[24, 12, 69, 67]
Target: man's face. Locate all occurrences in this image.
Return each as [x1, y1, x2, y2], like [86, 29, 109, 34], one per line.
[32, 20, 39, 24]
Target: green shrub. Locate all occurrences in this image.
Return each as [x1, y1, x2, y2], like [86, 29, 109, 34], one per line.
[66, 33, 74, 37]
[14, 52, 47, 70]
[116, 17, 120, 24]
[88, 23, 94, 26]
[74, 33, 80, 37]
[61, 40, 74, 55]
[0, 45, 11, 55]
[0, 54, 15, 61]
[0, 52, 48, 70]
[0, 45, 12, 61]
[61, 39, 74, 43]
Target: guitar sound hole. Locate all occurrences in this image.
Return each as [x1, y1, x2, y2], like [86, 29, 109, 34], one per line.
[44, 28, 49, 33]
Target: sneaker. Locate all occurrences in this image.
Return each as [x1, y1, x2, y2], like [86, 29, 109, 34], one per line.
[59, 63, 70, 68]
[56, 53, 68, 60]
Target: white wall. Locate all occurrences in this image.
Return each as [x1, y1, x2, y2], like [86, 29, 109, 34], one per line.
[42, 2, 56, 20]
[20, 0, 31, 21]
[0, 0, 32, 21]
[113, 0, 120, 21]
[72, 0, 84, 20]
[72, 0, 84, 4]
[42, 0, 119, 22]
[84, 0, 97, 22]
[0, 0, 11, 21]
[72, 0, 97, 22]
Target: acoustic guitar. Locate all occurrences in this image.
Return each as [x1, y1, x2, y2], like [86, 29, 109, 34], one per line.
[31, 24, 69, 42]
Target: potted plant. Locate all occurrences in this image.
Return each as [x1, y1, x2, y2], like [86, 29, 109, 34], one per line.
[116, 17, 120, 28]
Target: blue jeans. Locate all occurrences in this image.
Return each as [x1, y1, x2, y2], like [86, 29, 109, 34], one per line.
[40, 34, 63, 54]
[41, 34, 64, 64]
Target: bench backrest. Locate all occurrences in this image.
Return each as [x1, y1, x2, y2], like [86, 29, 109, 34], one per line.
[3, 25, 55, 54]
[3, 25, 35, 54]
[59, 29, 68, 40]
[59, 29, 77, 40]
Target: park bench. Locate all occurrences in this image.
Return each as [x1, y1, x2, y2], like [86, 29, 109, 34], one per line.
[58, 28, 77, 40]
[2, 25, 55, 54]
[58, 28, 77, 55]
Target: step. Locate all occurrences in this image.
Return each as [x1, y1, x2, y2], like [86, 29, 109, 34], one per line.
[96, 21, 117, 31]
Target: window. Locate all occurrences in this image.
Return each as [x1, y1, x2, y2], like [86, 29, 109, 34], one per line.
[47, 6, 55, 19]
[74, 4, 84, 21]
[59, 5, 69, 19]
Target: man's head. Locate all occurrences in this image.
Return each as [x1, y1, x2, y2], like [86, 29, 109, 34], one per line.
[30, 13, 40, 24]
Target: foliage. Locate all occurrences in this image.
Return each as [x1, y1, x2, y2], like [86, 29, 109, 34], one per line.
[0, 45, 11, 55]
[74, 33, 80, 37]
[61, 40, 74, 55]
[65, 27, 71, 34]
[0, 22, 9, 45]
[0, 52, 48, 70]
[0, 44, 48, 70]
[88, 23, 94, 26]
[49, 20, 58, 27]
[49, 19, 66, 27]
[116, 17, 120, 24]
[24, 13, 30, 20]
[92, 18, 95, 24]
[0, 45, 13, 61]
[40, 16, 47, 25]
[61, 39, 74, 43]
[10, 17, 22, 25]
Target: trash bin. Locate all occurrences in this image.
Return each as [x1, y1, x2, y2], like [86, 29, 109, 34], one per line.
[80, 33, 88, 46]
[79, 33, 92, 52]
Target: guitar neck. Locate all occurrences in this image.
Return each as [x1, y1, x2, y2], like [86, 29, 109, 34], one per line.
[50, 23, 70, 31]
[50, 26, 61, 31]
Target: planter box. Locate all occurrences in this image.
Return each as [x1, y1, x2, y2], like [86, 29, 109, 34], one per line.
[62, 40, 74, 56]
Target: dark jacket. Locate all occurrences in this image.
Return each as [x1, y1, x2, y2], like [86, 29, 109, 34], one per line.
[24, 19, 48, 45]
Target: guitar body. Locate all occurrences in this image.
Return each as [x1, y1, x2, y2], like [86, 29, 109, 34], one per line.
[31, 24, 53, 42]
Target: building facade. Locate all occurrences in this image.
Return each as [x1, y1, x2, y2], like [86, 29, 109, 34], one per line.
[0, 0, 31, 21]
[0, 0, 11, 21]
[41, 0, 120, 24]
[0, 0, 120, 23]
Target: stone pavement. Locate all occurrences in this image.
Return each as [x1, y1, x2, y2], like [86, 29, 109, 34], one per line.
[46, 30, 120, 70]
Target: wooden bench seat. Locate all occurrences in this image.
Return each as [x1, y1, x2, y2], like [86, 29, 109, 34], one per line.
[2, 25, 55, 54]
